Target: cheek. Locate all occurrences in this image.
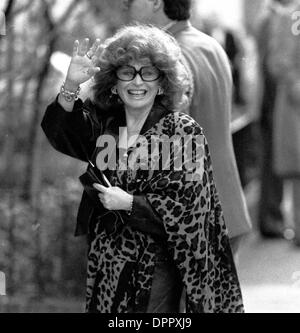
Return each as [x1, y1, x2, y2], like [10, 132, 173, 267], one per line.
[149, 84, 159, 95]
[116, 82, 127, 99]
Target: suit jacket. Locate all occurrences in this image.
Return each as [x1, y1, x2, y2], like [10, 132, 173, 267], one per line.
[168, 20, 252, 238]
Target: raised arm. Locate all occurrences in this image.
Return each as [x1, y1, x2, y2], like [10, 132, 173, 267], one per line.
[41, 39, 105, 161]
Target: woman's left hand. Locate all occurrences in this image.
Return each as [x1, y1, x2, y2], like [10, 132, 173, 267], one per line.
[93, 183, 133, 211]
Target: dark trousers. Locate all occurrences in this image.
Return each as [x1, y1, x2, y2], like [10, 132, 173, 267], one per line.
[257, 70, 284, 229]
[130, 243, 183, 314]
[146, 259, 182, 313]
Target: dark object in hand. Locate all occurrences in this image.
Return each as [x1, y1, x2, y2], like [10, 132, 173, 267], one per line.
[79, 164, 125, 235]
[79, 165, 110, 206]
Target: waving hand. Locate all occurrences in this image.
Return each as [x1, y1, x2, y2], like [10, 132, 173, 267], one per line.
[65, 38, 104, 86]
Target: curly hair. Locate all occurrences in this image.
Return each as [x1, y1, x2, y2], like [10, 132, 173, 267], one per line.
[92, 24, 191, 111]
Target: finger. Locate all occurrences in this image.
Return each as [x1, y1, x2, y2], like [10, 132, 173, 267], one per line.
[98, 193, 105, 202]
[91, 55, 100, 66]
[78, 38, 90, 56]
[86, 40, 101, 62]
[89, 67, 101, 76]
[90, 38, 101, 54]
[93, 183, 108, 192]
[72, 40, 79, 57]
[95, 44, 106, 59]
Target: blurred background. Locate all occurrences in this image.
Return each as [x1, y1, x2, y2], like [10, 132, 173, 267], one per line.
[0, 0, 299, 313]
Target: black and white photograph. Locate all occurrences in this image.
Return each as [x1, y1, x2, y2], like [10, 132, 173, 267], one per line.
[0, 0, 300, 315]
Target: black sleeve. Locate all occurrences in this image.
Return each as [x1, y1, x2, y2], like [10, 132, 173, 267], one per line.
[122, 195, 167, 239]
[41, 96, 101, 162]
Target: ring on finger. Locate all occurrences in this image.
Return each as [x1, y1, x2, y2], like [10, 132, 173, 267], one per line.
[86, 52, 93, 60]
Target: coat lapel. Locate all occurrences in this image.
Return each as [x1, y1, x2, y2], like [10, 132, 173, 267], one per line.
[139, 102, 171, 136]
[103, 102, 171, 145]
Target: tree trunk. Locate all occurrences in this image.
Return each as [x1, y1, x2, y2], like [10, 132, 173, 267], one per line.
[20, 0, 81, 297]
[22, 7, 56, 202]
[60, 197, 70, 294]
[22, 0, 81, 201]
[22, 3, 57, 297]
[1, 16, 16, 186]
[6, 192, 16, 296]
[0, 0, 14, 43]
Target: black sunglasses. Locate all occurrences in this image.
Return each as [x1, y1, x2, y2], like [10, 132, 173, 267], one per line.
[115, 65, 161, 82]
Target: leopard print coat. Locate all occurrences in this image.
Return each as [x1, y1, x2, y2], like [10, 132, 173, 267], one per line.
[84, 110, 244, 313]
[42, 98, 244, 313]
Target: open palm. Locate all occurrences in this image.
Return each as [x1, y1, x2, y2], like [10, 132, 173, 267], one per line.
[66, 38, 104, 86]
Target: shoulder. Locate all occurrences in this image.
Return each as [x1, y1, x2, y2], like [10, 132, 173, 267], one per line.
[82, 98, 120, 124]
[176, 24, 226, 58]
[175, 24, 231, 78]
[164, 112, 204, 136]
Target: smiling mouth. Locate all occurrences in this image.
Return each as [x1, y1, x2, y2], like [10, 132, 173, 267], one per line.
[128, 90, 147, 97]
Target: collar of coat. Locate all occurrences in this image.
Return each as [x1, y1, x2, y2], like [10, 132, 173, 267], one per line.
[166, 19, 192, 36]
[83, 99, 172, 140]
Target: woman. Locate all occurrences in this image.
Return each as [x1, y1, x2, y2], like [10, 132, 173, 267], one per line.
[41, 25, 244, 313]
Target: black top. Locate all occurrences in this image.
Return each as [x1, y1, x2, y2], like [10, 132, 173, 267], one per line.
[41, 96, 171, 240]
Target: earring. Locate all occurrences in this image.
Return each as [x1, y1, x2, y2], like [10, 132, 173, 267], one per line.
[158, 87, 164, 96]
[111, 86, 118, 95]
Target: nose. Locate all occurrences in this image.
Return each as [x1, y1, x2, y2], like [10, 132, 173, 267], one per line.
[132, 73, 143, 85]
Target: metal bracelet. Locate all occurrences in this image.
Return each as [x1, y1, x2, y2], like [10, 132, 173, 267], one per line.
[126, 195, 134, 216]
[60, 82, 81, 102]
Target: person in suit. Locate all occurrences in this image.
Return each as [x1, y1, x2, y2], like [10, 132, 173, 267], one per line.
[255, 0, 286, 238]
[224, 29, 246, 106]
[123, 0, 252, 254]
[268, 0, 300, 246]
